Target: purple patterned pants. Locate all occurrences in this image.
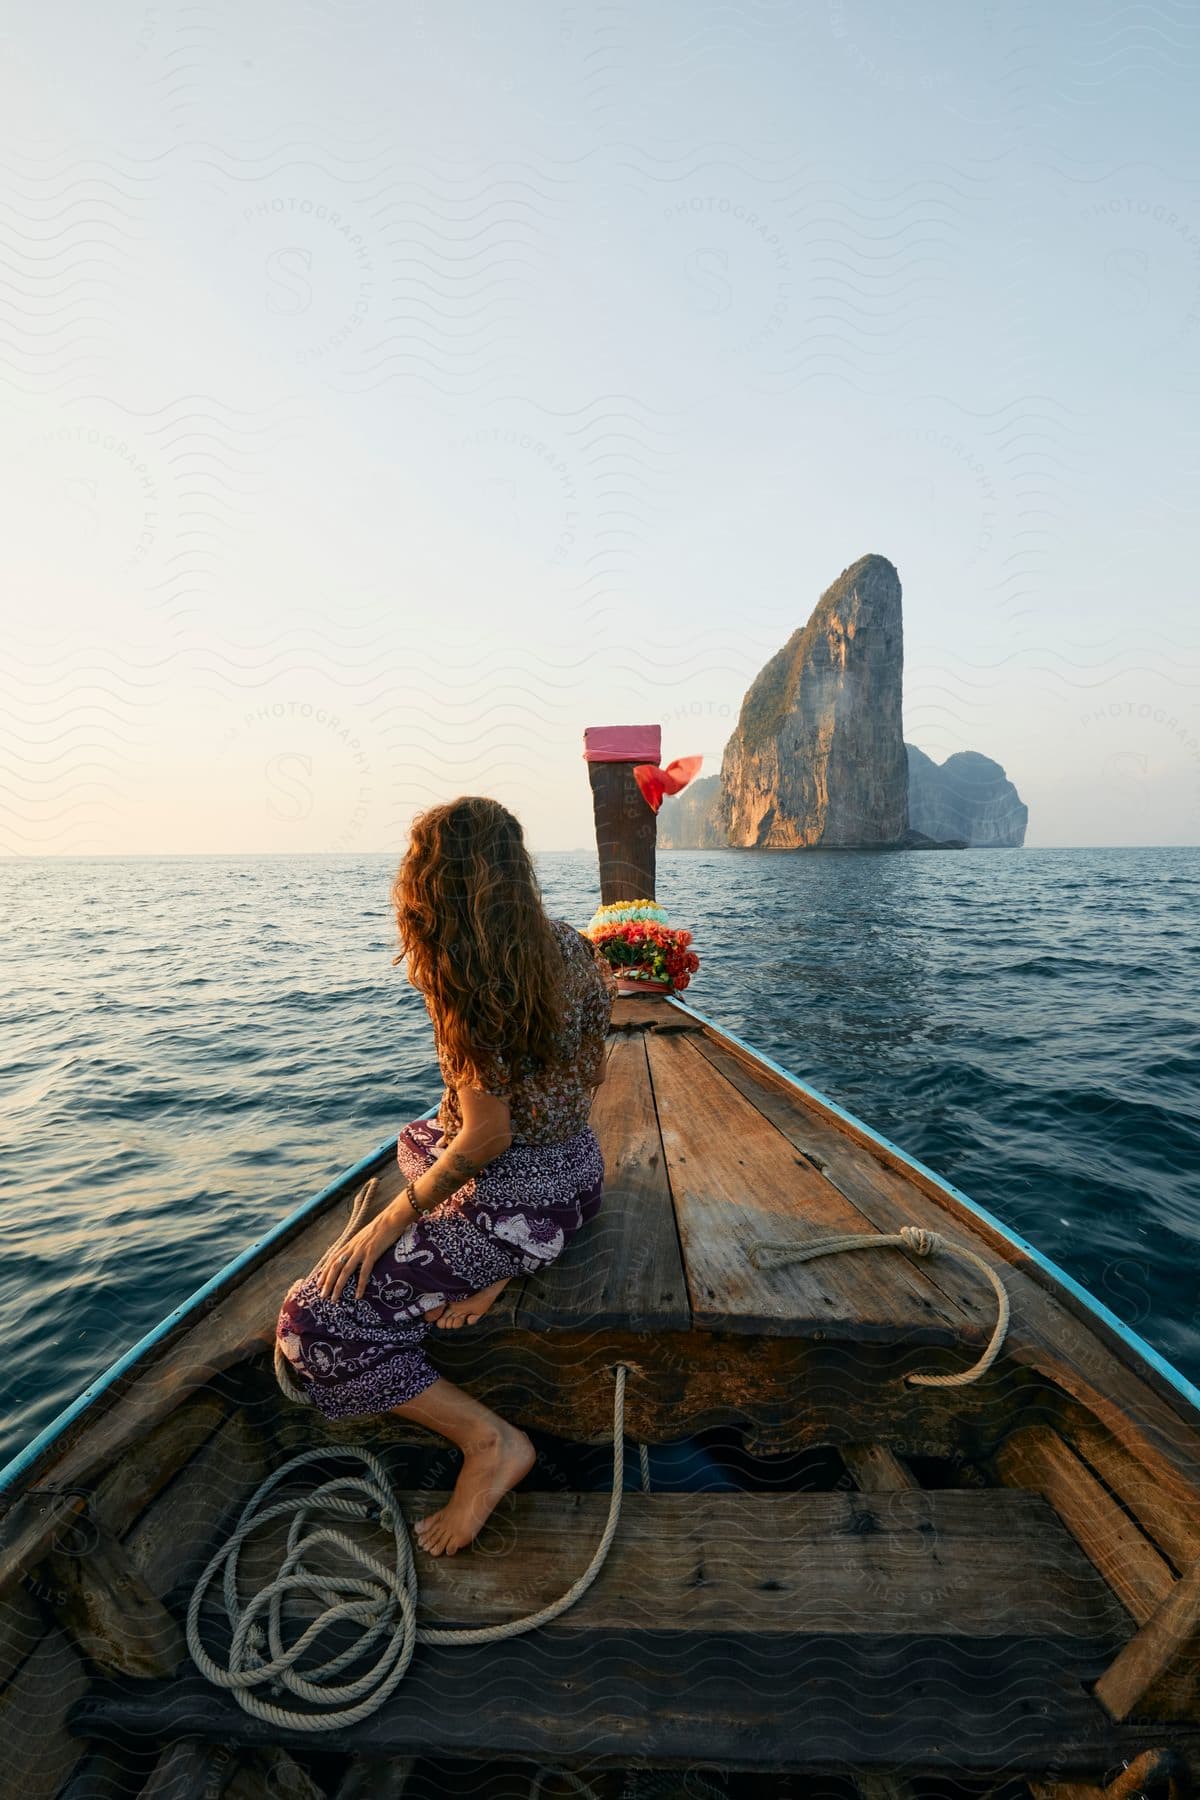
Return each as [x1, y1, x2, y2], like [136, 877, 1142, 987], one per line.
[275, 1117, 605, 1419]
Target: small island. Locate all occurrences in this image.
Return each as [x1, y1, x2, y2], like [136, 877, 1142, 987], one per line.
[660, 554, 1027, 851]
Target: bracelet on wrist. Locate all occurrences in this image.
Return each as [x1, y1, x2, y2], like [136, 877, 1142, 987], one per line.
[406, 1178, 432, 1216]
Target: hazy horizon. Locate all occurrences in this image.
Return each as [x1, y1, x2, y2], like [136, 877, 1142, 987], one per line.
[3, 3, 1199, 856]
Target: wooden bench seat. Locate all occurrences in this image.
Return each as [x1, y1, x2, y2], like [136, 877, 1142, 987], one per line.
[231, 1487, 1133, 1643]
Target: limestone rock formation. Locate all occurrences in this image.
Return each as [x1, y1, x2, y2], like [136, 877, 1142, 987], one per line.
[657, 554, 1028, 852]
[906, 746, 1027, 848]
[717, 553, 908, 848]
[657, 774, 723, 849]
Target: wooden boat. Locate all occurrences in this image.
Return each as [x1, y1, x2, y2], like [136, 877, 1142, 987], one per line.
[2, 737, 1199, 1800]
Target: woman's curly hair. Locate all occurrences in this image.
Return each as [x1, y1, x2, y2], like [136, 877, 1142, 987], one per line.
[391, 796, 568, 1089]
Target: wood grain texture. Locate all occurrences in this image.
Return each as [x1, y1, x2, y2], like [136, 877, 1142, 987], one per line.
[0, 1627, 90, 1800]
[514, 1032, 689, 1331]
[74, 1638, 1159, 1775]
[997, 1423, 1175, 1626]
[840, 1443, 920, 1492]
[232, 1488, 1130, 1644]
[647, 1031, 971, 1339]
[123, 1410, 272, 1601]
[1095, 1553, 1200, 1721]
[690, 1031, 995, 1333]
[44, 1520, 185, 1678]
[1059, 1404, 1200, 1576]
[689, 1021, 1200, 1540]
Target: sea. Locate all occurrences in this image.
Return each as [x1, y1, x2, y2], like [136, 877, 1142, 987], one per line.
[2, 845, 1198, 1468]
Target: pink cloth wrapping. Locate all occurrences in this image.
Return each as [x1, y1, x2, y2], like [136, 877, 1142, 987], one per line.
[582, 724, 662, 763]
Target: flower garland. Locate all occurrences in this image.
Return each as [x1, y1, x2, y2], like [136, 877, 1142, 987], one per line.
[587, 897, 668, 930]
[586, 898, 700, 991]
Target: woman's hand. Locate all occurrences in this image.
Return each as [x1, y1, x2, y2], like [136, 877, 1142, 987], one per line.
[314, 1201, 412, 1305]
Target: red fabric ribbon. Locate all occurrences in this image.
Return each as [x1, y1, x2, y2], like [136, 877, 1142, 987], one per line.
[632, 754, 703, 814]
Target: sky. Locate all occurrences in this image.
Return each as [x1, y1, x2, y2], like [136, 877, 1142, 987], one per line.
[2, 1, 1199, 854]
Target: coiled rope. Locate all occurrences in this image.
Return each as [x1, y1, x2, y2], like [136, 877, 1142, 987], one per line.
[186, 1364, 632, 1731]
[747, 1224, 1009, 1387]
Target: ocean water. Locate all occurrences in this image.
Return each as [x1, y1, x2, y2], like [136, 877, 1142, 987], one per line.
[1, 845, 1198, 1467]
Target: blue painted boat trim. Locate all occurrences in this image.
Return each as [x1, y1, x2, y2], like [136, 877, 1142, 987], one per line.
[0, 1108, 439, 1502]
[669, 993, 1200, 1418]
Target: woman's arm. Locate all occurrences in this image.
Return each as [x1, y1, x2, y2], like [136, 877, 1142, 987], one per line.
[413, 1086, 512, 1208]
[317, 1085, 512, 1302]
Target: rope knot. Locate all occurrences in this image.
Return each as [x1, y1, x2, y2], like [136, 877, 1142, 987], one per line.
[900, 1225, 942, 1258]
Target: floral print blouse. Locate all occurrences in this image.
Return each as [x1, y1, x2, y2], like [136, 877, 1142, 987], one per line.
[433, 916, 620, 1148]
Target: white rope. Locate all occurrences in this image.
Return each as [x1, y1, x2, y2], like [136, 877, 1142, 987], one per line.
[187, 1364, 632, 1731]
[746, 1224, 1010, 1388]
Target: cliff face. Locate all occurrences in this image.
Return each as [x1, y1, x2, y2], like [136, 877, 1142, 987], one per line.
[657, 554, 1027, 852]
[906, 746, 1028, 848]
[717, 554, 908, 848]
[656, 773, 724, 849]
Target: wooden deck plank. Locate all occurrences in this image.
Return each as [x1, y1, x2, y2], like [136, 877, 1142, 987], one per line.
[123, 1411, 272, 1600]
[997, 1424, 1175, 1627]
[687, 1021, 1200, 1533]
[690, 1031, 994, 1333]
[72, 1638, 1145, 1776]
[610, 996, 705, 1033]
[1060, 1405, 1200, 1575]
[1095, 1553, 1200, 1721]
[840, 1444, 920, 1492]
[646, 1032, 974, 1339]
[231, 1489, 1130, 1644]
[0, 1627, 91, 1800]
[514, 1033, 690, 1332]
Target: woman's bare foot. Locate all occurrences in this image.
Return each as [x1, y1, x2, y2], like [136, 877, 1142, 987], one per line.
[414, 1421, 535, 1556]
[429, 1277, 512, 1330]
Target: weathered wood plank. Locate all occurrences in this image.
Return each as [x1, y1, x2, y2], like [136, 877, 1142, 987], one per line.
[43, 1519, 186, 1677]
[1030, 1748, 1188, 1800]
[514, 1032, 689, 1331]
[646, 1031, 974, 1339]
[1059, 1404, 1200, 1575]
[0, 1626, 90, 1800]
[233, 1489, 1130, 1643]
[586, 754, 656, 905]
[123, 1409, 272, 1600]
[139, 1738, 233, 1800]
[611, 995, 705, 1033]
[997, 1424, 1174, 1626]
[1095, 1553, 1200, 1721]
[70, 1637, 1137, 1775]
[0, 1394, 230, 1604]
[690, 1031, 996, 1332]
[414, 1327, 1028, 1456]
[690, 1024, 1200, 1538]
[92, 1393, 230, 1533]
[334, 1758, 414, 1800]
[0, 1577, 48, 1689]
[840, 1444, 919, 1492]
[57, 1746, 141, 1800]
[225, 1747, 326, 1800]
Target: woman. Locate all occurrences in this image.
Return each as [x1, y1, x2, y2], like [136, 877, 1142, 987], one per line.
[276, 796, 619, 1557]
